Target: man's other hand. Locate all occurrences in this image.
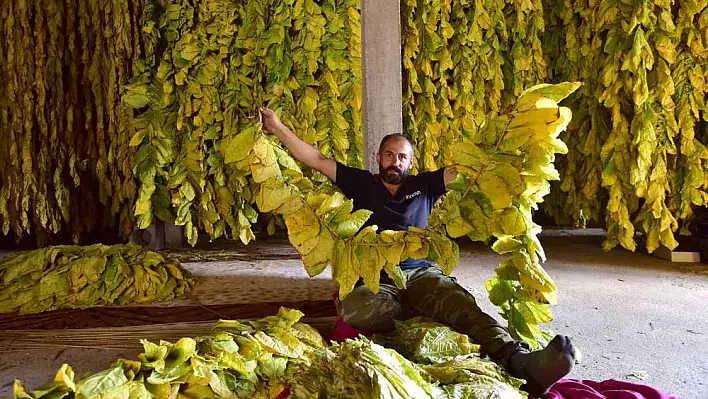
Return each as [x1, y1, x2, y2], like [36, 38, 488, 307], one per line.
[260, 107, 285, 135]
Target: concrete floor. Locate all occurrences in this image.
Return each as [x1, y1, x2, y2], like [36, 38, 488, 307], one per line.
[1, 234, 707, 398]
[454, 236, 708, 399]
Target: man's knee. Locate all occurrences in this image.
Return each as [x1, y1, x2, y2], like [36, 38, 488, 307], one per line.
[403, 268, 488, 322]
[339, 286, 401, 333]
[407, 268, 475, 302]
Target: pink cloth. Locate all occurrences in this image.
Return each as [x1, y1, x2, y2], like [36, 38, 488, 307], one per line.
[542, 379, 678, 399]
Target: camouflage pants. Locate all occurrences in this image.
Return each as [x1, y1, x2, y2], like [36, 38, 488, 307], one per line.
[338, 265, 530, 368]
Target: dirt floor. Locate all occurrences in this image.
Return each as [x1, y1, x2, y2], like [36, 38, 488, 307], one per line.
[1, 233, 707, 398]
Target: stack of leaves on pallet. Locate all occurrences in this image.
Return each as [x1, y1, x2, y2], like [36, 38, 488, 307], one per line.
[12, 308, 529, 399]
[0, 244, 193, 315]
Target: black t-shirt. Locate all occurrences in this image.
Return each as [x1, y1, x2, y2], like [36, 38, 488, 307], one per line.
[334, 162, 447, 269]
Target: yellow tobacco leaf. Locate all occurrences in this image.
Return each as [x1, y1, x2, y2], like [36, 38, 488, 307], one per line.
[275, 195, 304, 216]
[333, 241, 359, 299]
[296, 234, 319, 256]
[492, 164, 524, 196]
[222, 127, 258, 164]
[250, 140, 281, 183]
[519, 82, 581, 103]
[316, 191, 346, 217]
[380, 229, 406, 243]
[508, 108, 560, 130]
[429, 234, 459, 275]
[499, 207, 527, 236]
[284, 206, 321, 246]
[301, 229, 334, 277]
[256, 182, 291, 213]
[451, 142, 489, 169]
[476, 172, 512, 210]
[404, 233, 429, 259]
[355, 239, 384, 293]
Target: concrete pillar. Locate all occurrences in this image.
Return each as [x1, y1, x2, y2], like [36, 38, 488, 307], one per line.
[163, 222, 185, 249]
[361, 0, 403, 173]
[130, 220, 183, 250]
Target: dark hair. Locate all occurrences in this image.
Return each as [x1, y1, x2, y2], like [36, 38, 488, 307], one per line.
[378, 134, 415, 156]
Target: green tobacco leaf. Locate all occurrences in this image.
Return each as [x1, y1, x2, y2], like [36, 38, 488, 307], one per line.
[164, 338, 197, 371]
[18, 364, 76, 399]
[139, 339, 169, 371]
[375, 317, 480, 364]
[122, 92, 151, 109]
[491, 237, 524, 254]
[485, 276, 518, 307]
[76, 361, 130, 398]
[331, 209, 372, 238]
[513, 297, 553, 325]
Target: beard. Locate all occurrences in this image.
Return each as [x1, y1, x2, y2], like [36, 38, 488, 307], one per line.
[380, 164, 410, 185]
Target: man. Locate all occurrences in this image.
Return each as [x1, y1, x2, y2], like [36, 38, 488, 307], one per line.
[260, 107, 575, 397]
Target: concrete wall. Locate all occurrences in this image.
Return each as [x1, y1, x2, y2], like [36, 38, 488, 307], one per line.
[361, 0, 403, 173]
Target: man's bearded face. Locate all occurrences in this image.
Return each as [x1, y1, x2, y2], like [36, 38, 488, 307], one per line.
[377, 139, 413, 185]
[380, 162, 411, 184]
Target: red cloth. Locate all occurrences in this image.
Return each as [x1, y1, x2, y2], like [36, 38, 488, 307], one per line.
[274, 386, 290, 399]
[330, 290, 373, 342]
[541, 379, 678, 399]
[328, 316, 373, 342]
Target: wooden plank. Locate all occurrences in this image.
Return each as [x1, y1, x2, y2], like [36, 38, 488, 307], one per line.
[0, 300, 336, 330]
[152, 259, 338, 307]
[0, 317, 338, 352]
[160, 235, 299, 262]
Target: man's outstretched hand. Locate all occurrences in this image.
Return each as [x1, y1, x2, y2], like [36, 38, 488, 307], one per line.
[260, 107, 285, 136]
[258, 107, 337, 181]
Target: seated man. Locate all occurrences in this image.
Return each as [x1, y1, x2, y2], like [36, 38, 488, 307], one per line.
[260, 108, 576, 397]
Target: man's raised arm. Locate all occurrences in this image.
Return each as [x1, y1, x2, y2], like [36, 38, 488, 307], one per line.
[260, 108, 337, 182]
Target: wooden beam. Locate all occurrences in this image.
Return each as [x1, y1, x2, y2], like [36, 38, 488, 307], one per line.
[0, 300, 336, 330]
[0, 317, 338, 351]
